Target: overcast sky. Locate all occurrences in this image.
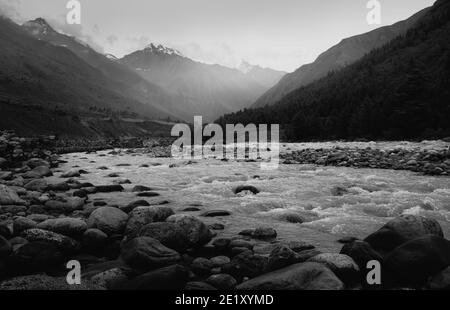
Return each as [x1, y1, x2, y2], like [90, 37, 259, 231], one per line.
[0, 0, 435, 72]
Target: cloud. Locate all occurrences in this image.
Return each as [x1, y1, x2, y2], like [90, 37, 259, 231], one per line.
[0, 0, 22, 21]
[106, 34, 118, 45]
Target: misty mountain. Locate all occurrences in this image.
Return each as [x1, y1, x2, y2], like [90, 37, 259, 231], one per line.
[238, 60, 286, 88]
[218, 0, 450, 140]
[252, 7, 430, 108]
[120, 44, 267, 121]
[0, 17, 175, 137]
[21, 18, 180, 120]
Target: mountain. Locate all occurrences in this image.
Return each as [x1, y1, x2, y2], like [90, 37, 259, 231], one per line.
[120, 44, 267, 121]
[238, 60, 286, 88]
[21, 18, 180, 120]
[252, 7, 430, 108]
[0, 17, 175, 137]
[218, 0, 450, 140]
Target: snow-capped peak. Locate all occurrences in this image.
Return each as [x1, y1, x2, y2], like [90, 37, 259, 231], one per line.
[144, 43, 182, 56]
[105, 53, 118, 61]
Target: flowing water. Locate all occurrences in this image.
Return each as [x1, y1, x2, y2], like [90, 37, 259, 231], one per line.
[53, 141, 450, 253]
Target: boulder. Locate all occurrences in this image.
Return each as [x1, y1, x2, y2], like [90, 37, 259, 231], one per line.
[206, 274, 237, 290]
[425, 266, 450, 290]
[31, 166, 52, 177]
[44, 197, 85, 213]
[115, 264, 189, 290]
[87, 207, 128, 236]
[233, 185, 260, 195]
[365, 215, 443, 254]
[166, 215, 212, 248]
[125, 206, 174, 237]
[222, 251, 267, 280]
[266, 245, 300, 272]
[0, 235, 12, 258]
[37, 218, 87, 237]
[200, 210, 231, 217]
[24, 179, 48, 191]
[185, 281, 217, 290]
[138, 222, 189, 252]
[191, 257, 213, 276]
[384, 235, 450, 287]
[26, 158, 49, 169]
[120, 200, 150, 213]
[21, 228, 81, 254]
[237, 262, 344, 290]
[95, 185, 124, 193]
[82, 228, 108, 250]
[340, 240, 383, 271]
[252, 227, 277, 240]
[13, 216, 38, 234]
[121, 237, 180, 271]
[132, 185, 152, 192]
[0, 185, 26, 205]
[307, 253, 360, 284]
[8, 241, 64, 273]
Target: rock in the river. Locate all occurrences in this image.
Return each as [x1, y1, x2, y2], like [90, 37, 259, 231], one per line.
[115, 264, 188, 290]
[266, 245, 300, 272]
[191, 257, 214, 276]
[425, 266, 450, 290]
[200, 210, 231, 217]
[37, 218, 87, 237]
[8, 241, 64, 273]
[44, 197, 85, 214]
[24, 179, 48, 191]
[166, 215, 212, 248]
[13, 217, 38, 234]
[139, 222, 189, 252]
[121, 237, 180, 271]
[31, 166, 52, 177]
[87, 207, 128, 236]
[21, 228, 80, 254]
[82, 228, 108, 251]
[307, 253, 360, 284]
[95, 185, 124, 193]
[125, 206, 174, 237]
[26, 158, 49, 169]
[0, 235, 12, 258]
[136, 192, 160, 197]
[121, 200, 150, 213]
[132, 185, 152, 192]
[384, 235, 450, 287]
[0, 185, 26, 205]
[222, 251, 267, 280]
[206, 274, 237, 290]
[237, 262, 344, 290]
[365, 215, 443, 254]
[233, 185, 260, 195]
[252, 227, 277, 240]
[61, 169, 81, 178]
[340, 240, 383, 271]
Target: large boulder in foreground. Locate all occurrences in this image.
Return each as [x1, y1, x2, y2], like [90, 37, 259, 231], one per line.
[237, 262, 344, 290]
[87, 207, 128, 236]
[37, 218, 87, 237]
[121, 237, 180, 271]
[8, 241, 64, 273]
[138, 222, 189, 253]
[125, 206, 174, 237]
[307, 253, 359, 284]
[340, 240, 383, 271]
[384, 235, 450, 287]
[21, 229, 80, 254]
[166, 214, 212, 248]
[364, 215, 443, 254]
[113, 264, 189, 290]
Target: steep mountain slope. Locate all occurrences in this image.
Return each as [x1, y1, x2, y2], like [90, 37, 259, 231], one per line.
[238, 60, 286, 88]
[21, 18, 180, 120]
[120, 44, 267, 121]
[253, 7, 429, 108]
[0, 17, 173, 137]
[218, 0, 450, 140]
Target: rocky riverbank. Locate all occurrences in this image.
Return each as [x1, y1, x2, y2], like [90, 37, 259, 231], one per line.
[282, 144, 450, 176]
[1, 131, 450, 290]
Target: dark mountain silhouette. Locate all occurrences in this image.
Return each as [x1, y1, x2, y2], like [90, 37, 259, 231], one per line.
[218, 0, 450, 141]
[252, 7, 429, 108]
